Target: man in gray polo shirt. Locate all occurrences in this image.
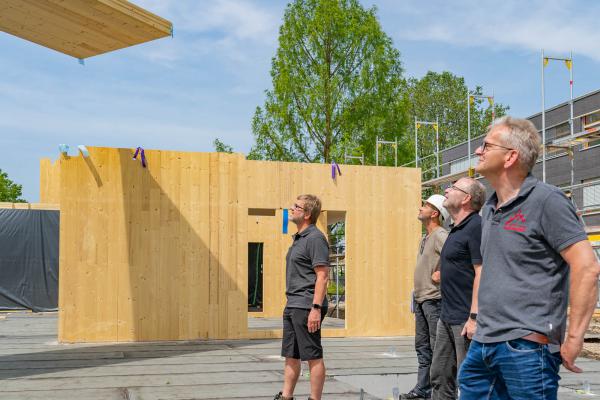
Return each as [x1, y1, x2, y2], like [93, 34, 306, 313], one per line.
[275, 194, 330, 400]
[458, 116, 600, 400]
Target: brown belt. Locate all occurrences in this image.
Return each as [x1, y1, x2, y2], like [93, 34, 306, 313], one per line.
[522, 332, 550, 345]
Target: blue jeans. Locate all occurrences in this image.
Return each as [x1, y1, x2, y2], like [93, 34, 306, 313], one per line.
[458, 339, 562, 400]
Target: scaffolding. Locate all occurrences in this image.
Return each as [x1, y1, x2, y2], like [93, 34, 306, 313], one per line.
[541, 50, 574, 183]
[375, 137, 398, 166]
[344, 150, 365, 165]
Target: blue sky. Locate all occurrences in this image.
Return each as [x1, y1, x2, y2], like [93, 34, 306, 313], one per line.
[1, 0, 599, 201]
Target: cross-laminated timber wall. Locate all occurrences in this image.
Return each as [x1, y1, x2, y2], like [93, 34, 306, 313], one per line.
[41, 147, 421, 342]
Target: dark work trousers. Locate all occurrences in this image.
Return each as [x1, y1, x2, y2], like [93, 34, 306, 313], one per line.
[413, 299, 441, 397]
[430, 319, 470, 400]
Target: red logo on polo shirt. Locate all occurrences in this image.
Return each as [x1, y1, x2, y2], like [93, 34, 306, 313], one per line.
[504, 209, 527, 232]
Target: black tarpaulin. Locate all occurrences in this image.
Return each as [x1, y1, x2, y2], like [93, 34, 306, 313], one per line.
[0, 209, 59, 311]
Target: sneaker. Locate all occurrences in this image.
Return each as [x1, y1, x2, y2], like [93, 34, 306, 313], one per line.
[400, 390, 429, 399]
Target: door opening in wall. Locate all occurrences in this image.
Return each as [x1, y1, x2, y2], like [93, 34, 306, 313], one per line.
[248, 242, 264, 312]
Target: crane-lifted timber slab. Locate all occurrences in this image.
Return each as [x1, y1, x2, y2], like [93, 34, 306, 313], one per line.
[0, 0, 172, 59]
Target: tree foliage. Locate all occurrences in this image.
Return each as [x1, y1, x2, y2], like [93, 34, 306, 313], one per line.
[213, 138, 234, 153]
[407, 71, 509, 178]
[0, 169, 25, 202]
[248, 0, 410, 166]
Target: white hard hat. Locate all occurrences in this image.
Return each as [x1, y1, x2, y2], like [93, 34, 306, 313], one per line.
[425, 194, 449, 221]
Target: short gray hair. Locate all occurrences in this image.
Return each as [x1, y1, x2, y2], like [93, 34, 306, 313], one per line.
[297, 194, 322, 224]
[464, 178, 486, 211]
[490, 116, 541, 173]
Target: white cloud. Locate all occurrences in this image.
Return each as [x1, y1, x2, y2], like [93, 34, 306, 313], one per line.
[384, 0, 600, 62]
[132, 0, 281, 66]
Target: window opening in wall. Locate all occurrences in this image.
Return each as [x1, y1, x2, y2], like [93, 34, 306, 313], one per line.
[248, 242, 263, 312]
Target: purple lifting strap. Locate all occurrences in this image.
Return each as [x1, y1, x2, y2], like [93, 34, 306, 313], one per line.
[132, 147, 147, 168]
[331, 161, 342, 179]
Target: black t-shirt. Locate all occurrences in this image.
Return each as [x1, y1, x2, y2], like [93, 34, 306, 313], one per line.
[440, 212, 482, 325]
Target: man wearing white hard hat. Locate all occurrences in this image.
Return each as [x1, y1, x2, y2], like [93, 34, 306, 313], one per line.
[402, 194, 449, 400]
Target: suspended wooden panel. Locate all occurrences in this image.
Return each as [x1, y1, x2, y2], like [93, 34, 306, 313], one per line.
[0, 0, 172, 59]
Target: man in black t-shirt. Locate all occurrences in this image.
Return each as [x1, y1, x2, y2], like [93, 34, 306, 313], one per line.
[430, 177, 486, 400]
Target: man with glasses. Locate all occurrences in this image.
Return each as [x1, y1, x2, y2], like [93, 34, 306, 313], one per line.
[429, 177, 485, 400]
[275, 195, 330, 400]
[458, 116, 600, 399]
[402, 195, 449, 400]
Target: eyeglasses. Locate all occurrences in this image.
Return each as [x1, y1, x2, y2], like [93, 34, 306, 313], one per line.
[290, 203, 306, 211]
[450, 184, 470, 195]
[480, 141, 514, 153]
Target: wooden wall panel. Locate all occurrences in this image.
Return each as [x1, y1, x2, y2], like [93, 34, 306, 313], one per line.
[244, 161, 421, 337]
[0, 0, 172, 59]
[0, 202, 59, 210]
[51, 147, 420, 342]
[40, 158, 61, 204]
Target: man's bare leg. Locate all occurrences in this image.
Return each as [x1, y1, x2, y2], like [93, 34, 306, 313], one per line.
[308, 358, 326, 400]
[282, 357, 301, 397]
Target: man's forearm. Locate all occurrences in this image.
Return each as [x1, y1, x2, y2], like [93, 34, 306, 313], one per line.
[313, 275, 329, 305]
[470, 265, 482, 313]
[568, 263, 599, 340]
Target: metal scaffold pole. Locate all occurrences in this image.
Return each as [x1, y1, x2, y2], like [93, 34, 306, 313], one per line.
[435, 117, 440, 178]
[541, 50, 574, 184]
[414, 118, 418, 168]
[415, 119, 440, 179]
[376, 137, 398, 167]
[344, 150, 364, 165]
[467, 90, 471, 169]
[569, 51, 575, 193]
[467, 91, 494, 173]
[542, 49, 546, 182]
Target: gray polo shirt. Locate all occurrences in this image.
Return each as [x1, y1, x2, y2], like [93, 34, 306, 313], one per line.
[285, 224, 330, 309]
[475, 174, 588, 349]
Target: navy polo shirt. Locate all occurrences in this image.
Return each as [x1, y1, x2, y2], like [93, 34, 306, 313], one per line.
[440, 212, 482, 325]
[475, 174, 588, 348]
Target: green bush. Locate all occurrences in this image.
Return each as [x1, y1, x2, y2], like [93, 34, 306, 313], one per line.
[327, 281, 345, 296]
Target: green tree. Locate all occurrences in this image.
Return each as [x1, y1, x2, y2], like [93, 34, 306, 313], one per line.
[0, 169, 25, 202]
[248, 0, 410, 166]
[407, 71, 509, 178]
[213, 138, 234, 153]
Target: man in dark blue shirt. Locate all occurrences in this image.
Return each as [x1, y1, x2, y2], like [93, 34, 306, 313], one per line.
[430, 177, 486, 400]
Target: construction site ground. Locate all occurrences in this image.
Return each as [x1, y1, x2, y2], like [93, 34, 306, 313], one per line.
[0, 312, 598, 399]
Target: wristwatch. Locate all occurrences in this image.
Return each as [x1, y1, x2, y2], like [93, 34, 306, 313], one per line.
[312, 303, 322, 310]
[469, 313, 478, 321]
